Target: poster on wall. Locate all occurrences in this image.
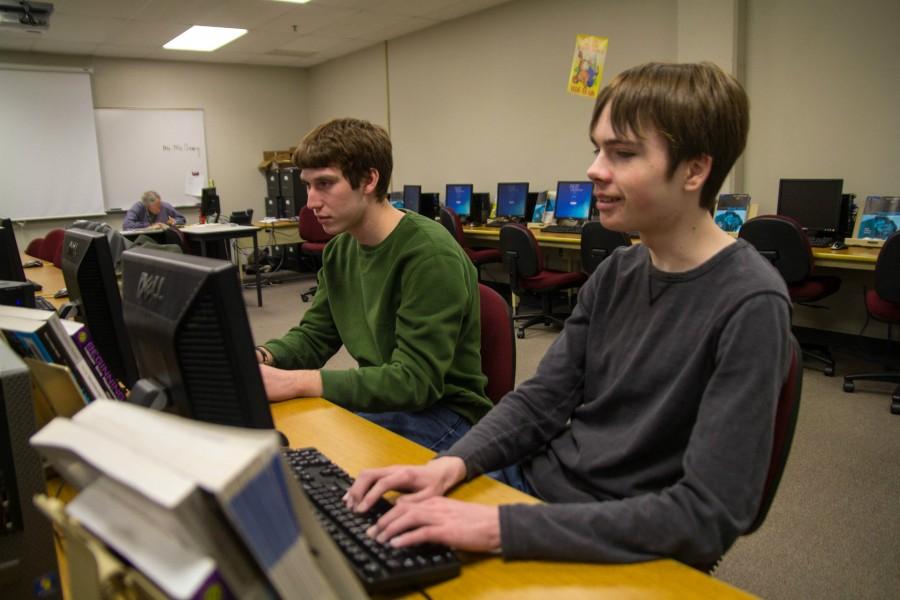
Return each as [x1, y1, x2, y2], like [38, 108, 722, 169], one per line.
[567, 34, 608, 98]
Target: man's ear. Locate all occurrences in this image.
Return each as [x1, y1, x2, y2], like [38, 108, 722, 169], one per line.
[362, 168, 380, 196]
[683, 154, 712, 193]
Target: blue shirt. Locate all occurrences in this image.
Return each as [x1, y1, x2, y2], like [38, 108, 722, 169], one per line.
[122, 201, 186, 230]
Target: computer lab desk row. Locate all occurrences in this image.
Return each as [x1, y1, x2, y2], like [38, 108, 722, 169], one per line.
[461, 226, 881, 271]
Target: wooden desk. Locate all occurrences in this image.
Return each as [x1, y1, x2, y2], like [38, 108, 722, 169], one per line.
[19, 252, 68, 309]
[272, 399, 754, 599]
[180, 224, 263, 307]
[462, 226, 880, 270]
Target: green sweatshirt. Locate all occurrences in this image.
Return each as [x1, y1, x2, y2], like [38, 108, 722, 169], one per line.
[265, 210, 491, 424]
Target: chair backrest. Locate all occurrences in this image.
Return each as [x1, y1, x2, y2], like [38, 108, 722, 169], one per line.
[478, 284, 515, 404]
[580, 221, 631, 274]
[24, 237, 43, 257]
[739, 215, 814, 284]
[499, 224, 543, 290]
[439, 206, 467, 249]
[749, 334, 802, 534]
[874, 231, 900, 304]
[298, 206, 334, 245]
[41, 228, 66, 267]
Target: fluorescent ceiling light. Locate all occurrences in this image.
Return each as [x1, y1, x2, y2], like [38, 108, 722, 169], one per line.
[164, 26, 247, 52]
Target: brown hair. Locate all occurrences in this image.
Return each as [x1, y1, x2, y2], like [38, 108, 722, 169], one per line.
[293, 118, 392, 201]
[590, 62, 749, 212]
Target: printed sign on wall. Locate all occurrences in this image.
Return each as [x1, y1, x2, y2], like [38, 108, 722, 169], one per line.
[567, 34, 608, 98]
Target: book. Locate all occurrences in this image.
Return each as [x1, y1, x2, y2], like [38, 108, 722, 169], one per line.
[59, 319, 127, 401]
[0, 305, 108, 402]
[30, 400, 364, 600]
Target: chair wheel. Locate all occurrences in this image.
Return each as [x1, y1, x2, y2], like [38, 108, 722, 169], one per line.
[824, 366, 835, 377]
[516, 328, 525, 339]
[843, 380, 854, 393]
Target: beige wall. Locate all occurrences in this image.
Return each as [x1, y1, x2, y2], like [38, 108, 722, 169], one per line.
[0, 52, 308, 247]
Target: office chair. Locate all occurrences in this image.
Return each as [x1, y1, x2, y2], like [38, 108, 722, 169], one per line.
[41, 228, 66, 268]
[739, 215, 841, 375]
[478, 283, 515, 404]
[842, 232, 900, 414]
[298, 205, 334, 303]
[700, 335, 803, 573]
[25, 237, 43, 257]
[439, 207, 502, 278]
[499, 223, 587, 338]
[579, 221, 631, 274]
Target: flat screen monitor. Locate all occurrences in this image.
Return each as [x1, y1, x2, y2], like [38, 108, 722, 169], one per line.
[445, 184, 474, 218]
[61, 228, 139, 389]
[496, 182, 529, 219]
[777, 179, 844, 234]
[403, 185, 422, 213]
[0, 219, 26, 284]
[121, 247, 275, 431]
[554, 181, 593, 221]
[714, 194, 751, 233]
[857, 195, 900, 240]
[389, 191, 404, 209]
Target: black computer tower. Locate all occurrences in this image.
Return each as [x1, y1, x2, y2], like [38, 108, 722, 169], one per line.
[280, 167, 302, 199]
[265, 197, 279, 219]
[0, 280, 35, 308]
[280, 196, 298, 219]
[470, 193, 491, 225]
[420, 193, 439, 220]
[265, 171, 281, 198]
[0, 344, 60, 598]
[525, 192, 540, 222]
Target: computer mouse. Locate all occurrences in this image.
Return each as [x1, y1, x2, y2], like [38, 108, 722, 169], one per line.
[23, 259, 43, 268]
[53, 288, 69, 298]
[831, 241, 848, 250]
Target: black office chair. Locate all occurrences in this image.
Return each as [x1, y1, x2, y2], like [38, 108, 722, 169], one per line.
[842, 231, 900, 414]
[579, 221, 631, 274]
[739, 215, 841, 375]
[499, 224, 586, 338]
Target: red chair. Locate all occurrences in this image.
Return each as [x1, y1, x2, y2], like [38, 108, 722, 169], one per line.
[739, 215, 842, 375]
[478, 283, 515, 404]
[440, 206, 502, 278]
[40, 228, 66, 268]
[842, 231, 900, 414]
[701, 335, 803, 572]
[499, 223, 587, 338]
[298, 205, 335, 302]
[24, 237, 43, 257]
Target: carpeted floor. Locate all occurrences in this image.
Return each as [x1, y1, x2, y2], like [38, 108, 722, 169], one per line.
[244, 277, 900, 599]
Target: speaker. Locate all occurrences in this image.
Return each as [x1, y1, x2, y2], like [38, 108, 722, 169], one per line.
[0, 344, 59, 598]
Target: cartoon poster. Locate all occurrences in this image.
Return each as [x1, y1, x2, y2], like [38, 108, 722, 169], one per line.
[567, 34, 608, 98]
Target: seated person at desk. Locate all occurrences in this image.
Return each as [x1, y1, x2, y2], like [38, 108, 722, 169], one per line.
[122, 191, 186, 230]
[256, 118, 491, 451]
[345, 63, 793, 568]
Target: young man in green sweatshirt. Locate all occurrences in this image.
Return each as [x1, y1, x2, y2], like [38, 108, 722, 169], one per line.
[256, 118, 491, 451]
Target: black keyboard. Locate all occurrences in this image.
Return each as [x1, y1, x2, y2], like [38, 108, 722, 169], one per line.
[34, 296, 56, 311]
[283, 447, 461, 593]
[808, 237, 834, 248]
[542, 224, 583, 234]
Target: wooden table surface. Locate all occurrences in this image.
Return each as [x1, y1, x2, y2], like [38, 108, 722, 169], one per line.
[20, 252, 69, 309]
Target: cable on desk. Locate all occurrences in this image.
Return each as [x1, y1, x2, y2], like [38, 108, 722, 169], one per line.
[418, 590, 434, 600]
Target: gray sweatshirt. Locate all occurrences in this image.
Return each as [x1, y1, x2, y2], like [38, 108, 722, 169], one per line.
[446, 239, 792, 567]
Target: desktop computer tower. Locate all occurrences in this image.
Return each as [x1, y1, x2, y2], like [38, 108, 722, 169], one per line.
[265, 171, 281, 199]
[470, 193, 490, 225]
[0, 344, 59, 598]
[280, 167, 302, 200]
[280, 196, 299, 219]
[0, 280, 35, 308]
[525, 192, 540, 222]
[420, 193, 439, 220]
[265, 197, 279, 219]
[839, 193, 857, 239]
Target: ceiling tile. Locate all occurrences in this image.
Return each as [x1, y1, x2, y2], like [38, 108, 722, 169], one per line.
[54, 0, 149, 20]
[216, 30, 299, 54]
[106, 20, 191, 47]
[28, 39, 101, 55]
[254, 3, 359, 35]
[93, 44, 155, 59]
[41, 13, 126, 44]
[0, 36, 37, 51]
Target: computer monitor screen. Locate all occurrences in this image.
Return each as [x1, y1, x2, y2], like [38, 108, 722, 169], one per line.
[857, 195, 900, 240]
[121, 247, 275, 431]
[554, 182, 593, 221]
[403, 185, 422, 213]
[0, 219, 26, 283]
[61, 228, 139, 389]
[714, 194, 751, 233]
[496, 182, 529, 219]
[389, 191, 404, 209]
[777, 179, 844, 234]
[445, 184, 474, 218]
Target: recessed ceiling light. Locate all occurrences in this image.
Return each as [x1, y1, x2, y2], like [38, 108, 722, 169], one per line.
[163, 26, 248, 52]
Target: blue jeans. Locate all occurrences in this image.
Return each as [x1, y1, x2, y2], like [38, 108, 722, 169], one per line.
[356, 404, 471, 452]
[486, 463, 536, 496]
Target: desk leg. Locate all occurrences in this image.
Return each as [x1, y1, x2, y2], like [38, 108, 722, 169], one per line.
[199, 239, 208, 257]
[253, 232, 262, 307]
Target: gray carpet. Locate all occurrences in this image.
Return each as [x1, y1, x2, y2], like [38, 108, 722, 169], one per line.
[244, 278, 900, 599]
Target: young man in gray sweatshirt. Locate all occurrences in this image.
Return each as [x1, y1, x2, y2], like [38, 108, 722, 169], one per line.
[344, 62, 793, 569]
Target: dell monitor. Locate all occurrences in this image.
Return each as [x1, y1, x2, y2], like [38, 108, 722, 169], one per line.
[496, 182, 529, 220]
[714, 194, 751, 233]
[777, 179, 844, 236]
[445, 184, 474, 219]
[403, 185, 422, 213]
[121, 247, 275, 432]
[61, 228, 139, 389]
[0, 220, 27, 285]
[554, 181, 593, 222]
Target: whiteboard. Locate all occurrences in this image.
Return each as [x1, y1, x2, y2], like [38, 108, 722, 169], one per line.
[95, 108, 208, 211]
[0, 68, 105, 220]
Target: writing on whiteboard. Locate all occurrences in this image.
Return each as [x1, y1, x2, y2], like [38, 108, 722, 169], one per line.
[162, 143, 202, 157]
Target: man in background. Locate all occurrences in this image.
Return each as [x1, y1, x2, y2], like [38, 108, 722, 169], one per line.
[123, 191, 186, 230]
